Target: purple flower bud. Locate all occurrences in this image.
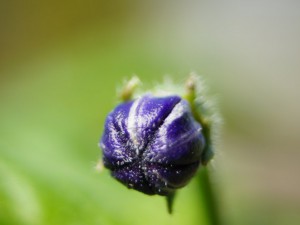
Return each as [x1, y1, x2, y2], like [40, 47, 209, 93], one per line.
[100, 94, 205, 195]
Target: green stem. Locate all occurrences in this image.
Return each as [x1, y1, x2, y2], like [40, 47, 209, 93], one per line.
[198, 166, 221, 225]
[184, 75, 221, 225]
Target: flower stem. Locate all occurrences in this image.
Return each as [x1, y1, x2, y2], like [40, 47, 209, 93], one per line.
[183, 74, 221, 224]
[197, 166, 221, 225]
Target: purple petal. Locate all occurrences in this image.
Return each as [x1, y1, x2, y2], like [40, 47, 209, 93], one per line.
[145, 162, 200, 190]
[126, 95, 181, 151]
[111, 164, 155, 195]
[144, 100, 205, 165]
[100, 101, 135, 168]
[100, 94, 206, 196]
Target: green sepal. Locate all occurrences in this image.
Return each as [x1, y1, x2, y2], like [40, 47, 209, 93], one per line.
[183, 74, 218, 165]
[119, 76, 141, 101]
[166, 192, 176, 214]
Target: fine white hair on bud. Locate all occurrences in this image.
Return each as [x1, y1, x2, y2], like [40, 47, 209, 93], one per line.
[99, 73, 221, 214]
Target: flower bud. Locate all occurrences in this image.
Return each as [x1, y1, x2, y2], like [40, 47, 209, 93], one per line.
[100, 94, 205, 195]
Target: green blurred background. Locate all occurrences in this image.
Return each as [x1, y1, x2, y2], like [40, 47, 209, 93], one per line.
[1, 1, 299, 225]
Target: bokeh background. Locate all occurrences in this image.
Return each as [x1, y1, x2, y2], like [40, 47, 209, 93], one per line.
[1, 1, 299, 225]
